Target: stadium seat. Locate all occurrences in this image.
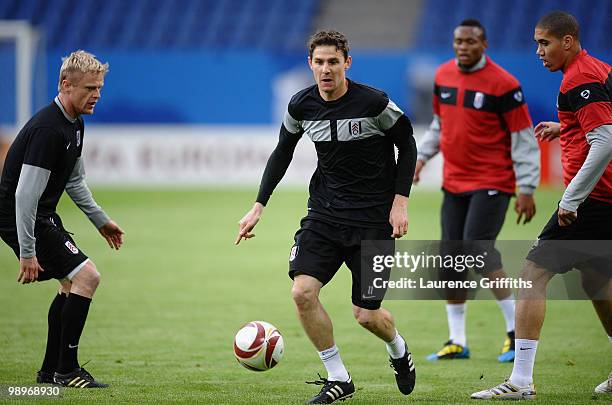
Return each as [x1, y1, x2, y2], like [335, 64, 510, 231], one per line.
[0, 0, 319, 51]
[415, 0, 608, 51]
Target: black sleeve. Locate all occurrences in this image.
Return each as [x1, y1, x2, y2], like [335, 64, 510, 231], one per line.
[78, 118, 85, 157]
[255, 125, 302, 205]
[386, 115, 417, 197]
[23, 128, 64, 171]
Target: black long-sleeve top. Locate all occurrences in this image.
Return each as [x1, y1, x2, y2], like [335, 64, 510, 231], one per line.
[256, 79, 417, 229]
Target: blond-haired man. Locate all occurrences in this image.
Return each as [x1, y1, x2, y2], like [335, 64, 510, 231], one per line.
[0, 50, 124, 388]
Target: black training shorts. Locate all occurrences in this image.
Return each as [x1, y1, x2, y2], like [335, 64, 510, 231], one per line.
[526, 198, 612, 277]
[288, 218, 393, 310]
[0, 213, 89, 281]
[441, 189, 511, 274]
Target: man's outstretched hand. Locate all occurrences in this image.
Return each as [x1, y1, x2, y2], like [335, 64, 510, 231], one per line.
[99, 220, 124, 250]
[236, 202, 264, 245]
[515, 193, 536, 225]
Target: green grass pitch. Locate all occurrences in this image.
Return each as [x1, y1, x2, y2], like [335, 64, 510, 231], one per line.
[0, 187, 610, 404]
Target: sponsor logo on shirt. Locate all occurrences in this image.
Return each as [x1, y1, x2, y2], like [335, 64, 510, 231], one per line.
[473, 92, 485, 109]
[65, 241, 79, 255]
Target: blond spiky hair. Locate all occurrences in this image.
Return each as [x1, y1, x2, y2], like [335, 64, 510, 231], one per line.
[57, 50, 109, 92]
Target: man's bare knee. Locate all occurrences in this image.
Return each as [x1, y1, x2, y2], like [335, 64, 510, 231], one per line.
[518, 260, 554, 299]
[291, 275, 321, 311]
[520, 260, 554, 285]
[70, 261, 101, 297]
[58, 279, 71, 295]
[581, 270, 611, 300]
[353, 307, 373, 328]
[486, 268, 508, 279]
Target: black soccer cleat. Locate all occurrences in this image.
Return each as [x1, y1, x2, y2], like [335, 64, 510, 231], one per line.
[305, 373, 355, 404]
[389, 343, 416, 395]
[36, 370, 58, 385]
[54, 368, 108, 388]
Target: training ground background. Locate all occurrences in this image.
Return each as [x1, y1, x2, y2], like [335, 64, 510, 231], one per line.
[0, 187, 610, 404]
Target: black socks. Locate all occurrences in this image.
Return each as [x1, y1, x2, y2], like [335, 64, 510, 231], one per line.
[57, 293, 92, 374]
[40, 292, 67, 373]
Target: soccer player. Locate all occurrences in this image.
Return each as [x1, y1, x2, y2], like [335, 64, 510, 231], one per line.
[0, 51, 124, 388]
[472, 11, 612, 399]
[235, 31, 417, 403]
[413, 19, 540, 363]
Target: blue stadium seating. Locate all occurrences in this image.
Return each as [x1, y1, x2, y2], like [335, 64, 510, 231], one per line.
[416, 0, 610, 51]
[0, 0, 319, 50]
[2, 0, 606, 51]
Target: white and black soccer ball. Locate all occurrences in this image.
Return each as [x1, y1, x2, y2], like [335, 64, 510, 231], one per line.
[233, 321, 284, 371]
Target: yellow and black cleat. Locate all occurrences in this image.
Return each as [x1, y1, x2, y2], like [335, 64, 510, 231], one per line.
[427, 340, 470, 361]
[498, 330, 516, 363]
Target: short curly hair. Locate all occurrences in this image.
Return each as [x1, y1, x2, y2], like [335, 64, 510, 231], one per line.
[458, 19, 487, 40]
[308, 30, 349, 60]
[536, 11, 580, 41]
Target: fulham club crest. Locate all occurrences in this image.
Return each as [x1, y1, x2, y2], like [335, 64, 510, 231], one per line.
[473, 92, 485, 109]
[76, 130, 81, 147]
[514, 90, 523, 103]
[348, 121, 361, 136]
[65, 241, 79, 255]
[289, 245, 299, 262]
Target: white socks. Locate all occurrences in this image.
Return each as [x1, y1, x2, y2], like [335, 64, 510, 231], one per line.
[386, 330, 407, 359]
[509, 339, 538, 387]
[508, 335, 610, 387]
[446, 303, 467, 347]
[318, 345, 350, 382]
[446, 297, 514, 347]
[496, 295, 516, 333]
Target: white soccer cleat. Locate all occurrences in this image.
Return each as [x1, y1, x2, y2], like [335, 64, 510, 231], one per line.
[471, 380, 536, 400]
[594, 372, 612, 394]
